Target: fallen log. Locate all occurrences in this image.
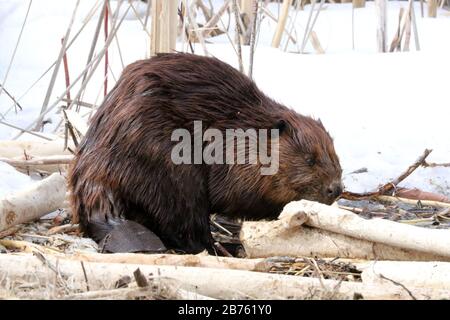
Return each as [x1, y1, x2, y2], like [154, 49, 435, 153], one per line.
[292, 200, 450, 258]
[72, 252, 270, 272]
[1, 253, 448, 300]
[0, 140, 73, 173]
[0, 173, 67, 232]
[0, 155, 73, 174]
[241, 200, 450, 261]
[0, 140, 71, 158]
[241, 219, 449, 261]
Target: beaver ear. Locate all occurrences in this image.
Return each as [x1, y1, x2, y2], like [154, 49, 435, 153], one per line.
[317, 118, 325, 128]
[274, 119, 288, 135]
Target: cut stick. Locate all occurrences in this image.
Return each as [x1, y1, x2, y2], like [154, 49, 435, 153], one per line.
[260, 6, 297, 44]
[0, 140, 71, 159]
[375, 195, 450, 208]
[394, 188, 450, 203]
[0, 155, 73, 167]
[0, 155, 72, 174]
[241, 217, 449, 261]
[2, 253, 449, 300]
[356, 261, 450, 291]
[284, 200, 450, 258]
[0, 173, 67, 232]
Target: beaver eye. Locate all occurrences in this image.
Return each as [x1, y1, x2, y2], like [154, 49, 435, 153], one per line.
[306, 157, 316, 167]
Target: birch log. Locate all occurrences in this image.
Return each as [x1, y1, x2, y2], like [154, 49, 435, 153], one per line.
[241, 219, 449, 261]
[241, 200, 450, 261]
[357, 261, 450, 291]
[72, 252, 270, 272]
[0, 155, 73, 174]
[2, 253, 449, 300]
[289, 200, 450, 258]
[0, 140, 71, 158]
[0, 173, 67, 231]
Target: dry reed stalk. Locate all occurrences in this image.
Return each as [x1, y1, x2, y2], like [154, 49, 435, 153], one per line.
[61, 38, 71, 101]
[37, 0, 81, 131]
[248, 0, 258, 79]
[271, 0, 292, 48]
[283, 0, 301, 51]
[0, 121, 52, 141]
[2, 0, 99, 122]
[14, 3, 131, 137]
[301, 0, 325, 54]
[428, 0, 437, 17]
[232, 0, 244, 72]
[202, 0, 231, 38]
[104, 2, 109, 97]
[75, 0, 108, 111]
[187, 4, 209, 56]
[0, 0, 33, 100]
[410, 1, 421, 50]
[0, 84, 23, 113]
[375, 0, 387, 52]
[260, 6, 297, 44]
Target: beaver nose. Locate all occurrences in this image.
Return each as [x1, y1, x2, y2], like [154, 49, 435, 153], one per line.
[325, 182, 343, 200]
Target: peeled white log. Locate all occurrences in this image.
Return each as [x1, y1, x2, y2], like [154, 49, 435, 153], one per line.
[72, 252, 270, 272]
[357, 261, 450, 291]
[0, 140, 71, 158]
[2, 253, 449, 300]
[0, 173, 67, 231]
[240, 219, 449, 261]
[288, 200, 450, 258]
[0, 140, 73, 173]
[0, 155, 73, 174]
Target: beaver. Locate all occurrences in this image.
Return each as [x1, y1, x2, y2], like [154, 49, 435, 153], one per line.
[68, 53, 343, 254]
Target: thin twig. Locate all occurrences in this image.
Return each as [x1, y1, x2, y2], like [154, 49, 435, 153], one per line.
[61, 38, 71, 101]
[378, 273, 417, 300]
[0, 84, 23, 113]
[0, 120, 53, 140]
[80, 261, 90, 291]
[14, 2, 131, 138]
[37, 0, 81, 130]
[248, 0, 259, 79]
[341, 149, 433, 200]
[232, 0, 244, 73]
[0, 0, 33, 99]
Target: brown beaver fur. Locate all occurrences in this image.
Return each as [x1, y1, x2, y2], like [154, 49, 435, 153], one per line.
[68, 53, 343, 254]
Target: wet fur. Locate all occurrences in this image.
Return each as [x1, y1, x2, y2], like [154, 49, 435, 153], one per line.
[68, 53, 342, 253]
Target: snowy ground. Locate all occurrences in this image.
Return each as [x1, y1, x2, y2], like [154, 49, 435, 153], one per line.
[0, 0, 449, 197]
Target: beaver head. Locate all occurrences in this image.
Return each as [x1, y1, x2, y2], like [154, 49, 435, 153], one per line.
[270, 111, 343, 206]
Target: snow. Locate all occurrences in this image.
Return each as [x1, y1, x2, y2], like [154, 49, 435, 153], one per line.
[0, 161, 33, 196]
[0, 0, 449, 198]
